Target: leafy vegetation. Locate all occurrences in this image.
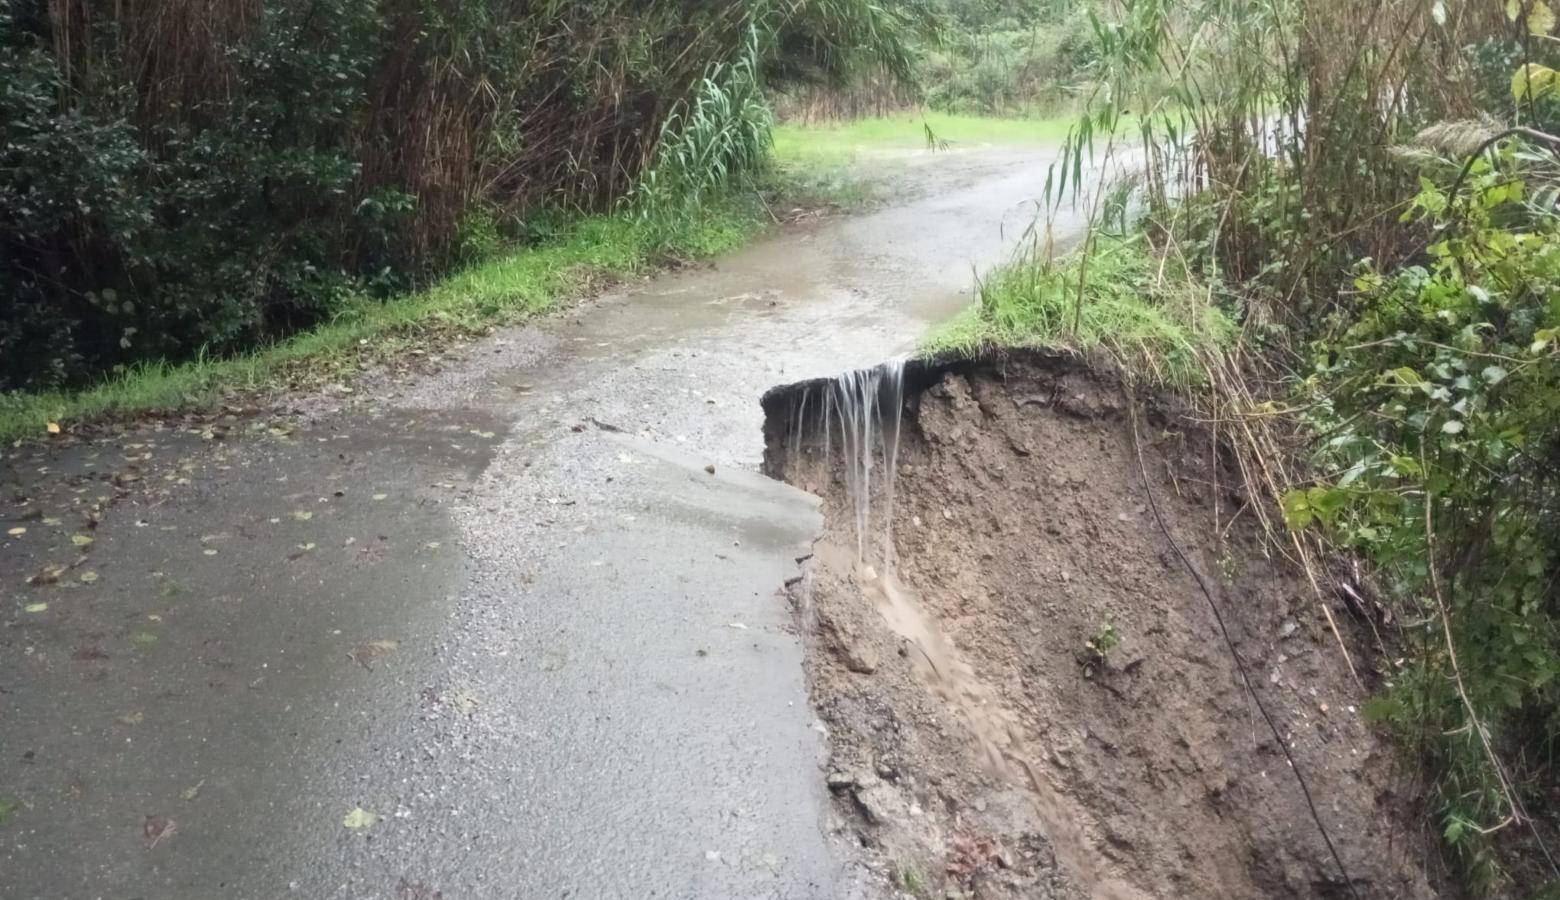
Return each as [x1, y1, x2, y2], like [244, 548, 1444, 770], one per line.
[0, 204, 756, 442]
[1289, 161, 1560, 893]
[0, 0, 926, 392]
[776, 0, 1099, 120]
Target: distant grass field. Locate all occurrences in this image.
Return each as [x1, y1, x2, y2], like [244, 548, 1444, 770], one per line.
[773, 112, 1072, 165]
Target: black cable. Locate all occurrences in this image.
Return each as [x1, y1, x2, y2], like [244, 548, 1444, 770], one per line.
[1128, 401, 1363, 900]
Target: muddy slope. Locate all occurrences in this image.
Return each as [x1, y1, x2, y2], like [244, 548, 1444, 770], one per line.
[762, 352, 1437, 900]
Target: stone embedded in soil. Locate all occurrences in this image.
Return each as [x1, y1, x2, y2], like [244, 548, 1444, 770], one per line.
[853, 782, 902, 826]
[842, 641, 880, 674]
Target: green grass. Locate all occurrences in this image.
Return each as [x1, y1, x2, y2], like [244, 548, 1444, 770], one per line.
[0, 796, 14, 825]
[0, 208, 759, 443]
[772, 111, 1073, 166]
[924, 235, 1235, 385]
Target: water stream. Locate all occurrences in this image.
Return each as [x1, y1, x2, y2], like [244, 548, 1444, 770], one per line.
[785, 358, 1150, 900]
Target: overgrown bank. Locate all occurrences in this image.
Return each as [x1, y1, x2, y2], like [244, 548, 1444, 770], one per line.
[0, 205, 757, 442]
[0, 0, 927, 393]
[931, 0, 1560, 894]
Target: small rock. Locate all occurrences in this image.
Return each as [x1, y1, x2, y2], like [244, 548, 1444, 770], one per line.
[853, 783, 899, 825]
[826, 771, 856, 791]
[974, 797, 988, 813]
[843, 641, 879, 675]
[877, 764, 900, 782]
[704, 464, 716, 475]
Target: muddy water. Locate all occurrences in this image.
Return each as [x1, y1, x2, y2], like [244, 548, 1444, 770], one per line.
[1, 145, 1081, 900]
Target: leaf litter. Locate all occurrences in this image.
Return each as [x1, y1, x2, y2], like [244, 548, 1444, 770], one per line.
[343, 807, 377, 829]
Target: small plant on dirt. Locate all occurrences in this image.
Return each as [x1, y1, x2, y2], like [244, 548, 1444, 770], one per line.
[1216, 547, 1239, 584]
[1081, 619, 1121, 678]
[0, 796, 15, 825]
[895, 859, 929, 898]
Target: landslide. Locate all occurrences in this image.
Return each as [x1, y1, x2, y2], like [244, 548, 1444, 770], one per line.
[762, 351, 1440, 900]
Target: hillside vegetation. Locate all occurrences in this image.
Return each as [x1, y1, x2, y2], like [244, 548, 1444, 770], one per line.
[0, 0, 930, 392]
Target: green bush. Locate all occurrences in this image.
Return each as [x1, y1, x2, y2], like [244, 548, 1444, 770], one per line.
[1289, 154, 1560, 895]
[0, 0, 926, 392]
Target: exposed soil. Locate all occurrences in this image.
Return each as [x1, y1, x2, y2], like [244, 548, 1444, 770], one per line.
[762, 351, 1440, 900]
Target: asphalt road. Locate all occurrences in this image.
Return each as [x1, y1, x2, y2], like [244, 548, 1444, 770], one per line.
[1, 145, 1074, 899]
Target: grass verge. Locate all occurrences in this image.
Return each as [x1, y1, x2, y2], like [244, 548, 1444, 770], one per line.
[0, 203, 772, 444]
[772, 111, 1072, 166]
[923, 235, 1234, 385]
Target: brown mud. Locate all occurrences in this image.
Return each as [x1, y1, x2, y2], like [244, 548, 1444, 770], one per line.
[761, 351, 1441, 900]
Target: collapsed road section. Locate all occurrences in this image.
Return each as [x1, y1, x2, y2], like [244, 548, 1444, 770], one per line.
[761, 350, 1440, 900]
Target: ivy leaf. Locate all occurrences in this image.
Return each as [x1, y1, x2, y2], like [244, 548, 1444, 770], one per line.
[1511, 63, 1558, 101]
[1482, 365, 1508, 384]
[1442, 420, 1465, 434]
[1306, 487, 1350, 525]
[1280, 490, 1315, 531]
[1390, 366, 1425, 388]
[1532, 0, 1556, 34]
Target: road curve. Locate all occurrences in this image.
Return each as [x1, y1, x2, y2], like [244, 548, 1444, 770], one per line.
[0, 145, 1073, 899]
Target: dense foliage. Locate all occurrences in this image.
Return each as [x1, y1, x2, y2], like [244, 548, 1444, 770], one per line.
[776, 0, 1097, 121]
[0, 0, 926, 391]
[1293, 160, 1560, 893]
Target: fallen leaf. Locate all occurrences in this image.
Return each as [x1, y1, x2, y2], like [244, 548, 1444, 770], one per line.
[47, 422, 60, 434]
[143, 815, 176, 847]
[180, 779, 205, 801]
[453, 692, 479, 713]
[343, 807, 377, 829]
[297, 543, 316, 551]
[117, 711, 144, 726]
[25, 603, 47, 613]
[727, 622, 748, 630]
[372, 493, 388, 501]
[43, 518, 62, 526]
[425, 541, 441, 549]
[203, 549, 218, 556]
[540, 650, 568, 671]
[8, 527, 25, 536]
[292, 510, 313, 521]
[71, 534, 94, 547]
[78, 571, 99, 584]
[132, 631, 157, 645]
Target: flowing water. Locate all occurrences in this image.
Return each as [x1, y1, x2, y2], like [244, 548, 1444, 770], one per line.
[782, 359, 1152, 900]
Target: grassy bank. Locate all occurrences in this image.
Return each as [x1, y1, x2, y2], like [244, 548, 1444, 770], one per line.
[0, 209, 758, 443]
[925, 235, 1234, 385]
[772, 111, 1072, 165]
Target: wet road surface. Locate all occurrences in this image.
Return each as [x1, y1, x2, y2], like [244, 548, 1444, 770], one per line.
[1, 146, 1076, 899]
